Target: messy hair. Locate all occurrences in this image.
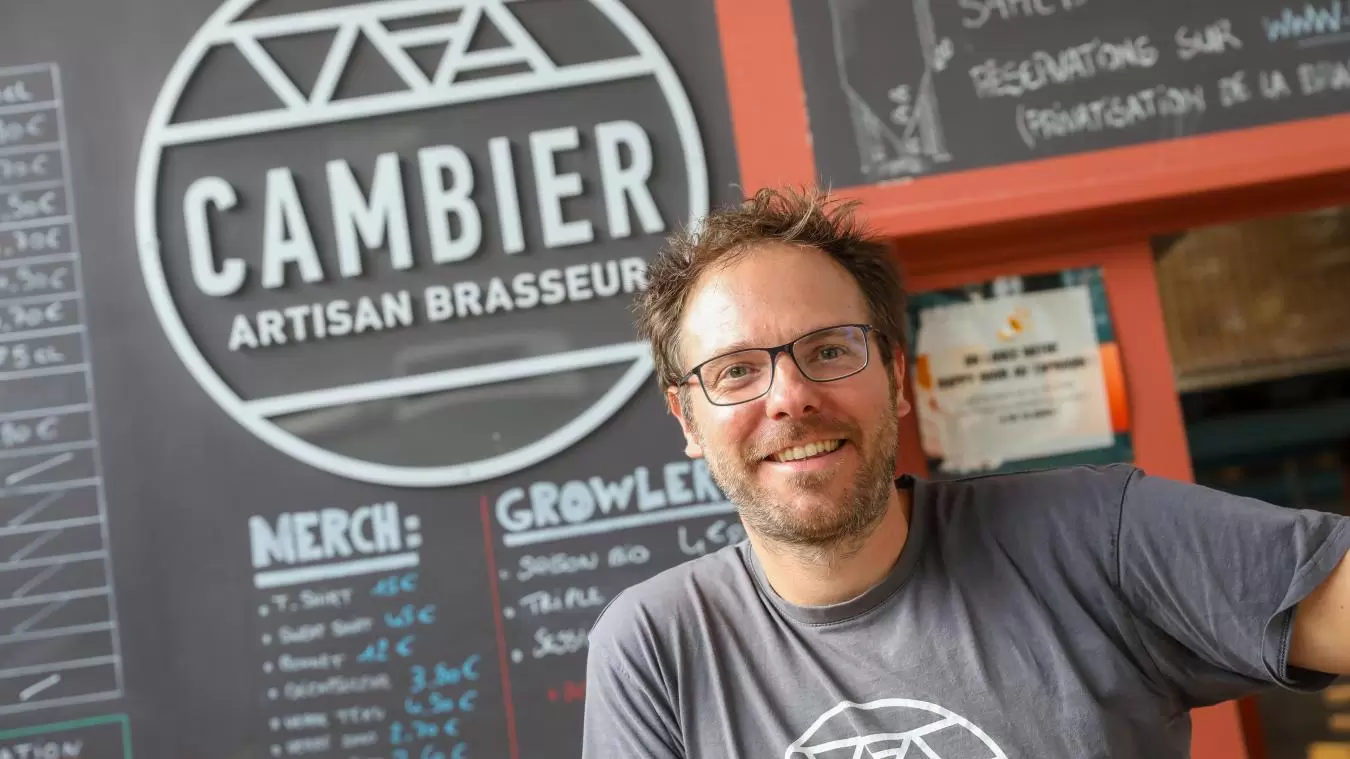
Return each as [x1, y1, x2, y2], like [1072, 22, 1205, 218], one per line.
[633, 186, 908, 391]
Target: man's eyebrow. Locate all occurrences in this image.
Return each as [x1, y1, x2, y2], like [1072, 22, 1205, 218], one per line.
[701, 338, 759, 358]
[701, 322, 852, 360]
[697, 325, 839, 363]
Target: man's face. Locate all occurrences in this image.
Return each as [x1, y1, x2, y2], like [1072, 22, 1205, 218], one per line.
[668, 243, 911, 548]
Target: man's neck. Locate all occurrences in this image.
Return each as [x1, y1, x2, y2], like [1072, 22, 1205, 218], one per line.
[750, 485, 912, 607]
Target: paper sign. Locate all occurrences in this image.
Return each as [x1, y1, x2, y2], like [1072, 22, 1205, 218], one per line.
[907, 267, 1131, 477]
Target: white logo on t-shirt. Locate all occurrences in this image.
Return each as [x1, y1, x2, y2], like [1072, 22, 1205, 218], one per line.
[786, 698, 1008, 758]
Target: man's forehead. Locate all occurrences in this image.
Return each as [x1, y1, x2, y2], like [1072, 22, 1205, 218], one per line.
[677, 247, 867, 362]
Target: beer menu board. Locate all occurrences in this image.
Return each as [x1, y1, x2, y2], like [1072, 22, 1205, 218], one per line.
[0, 1, 741, 758]
[792, 0, 1350, 187]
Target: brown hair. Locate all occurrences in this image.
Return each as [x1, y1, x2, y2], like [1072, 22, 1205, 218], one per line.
[633, 186, 908, 390]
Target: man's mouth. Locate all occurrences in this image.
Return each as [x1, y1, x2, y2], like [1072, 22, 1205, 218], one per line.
[767, 439, 844, 463]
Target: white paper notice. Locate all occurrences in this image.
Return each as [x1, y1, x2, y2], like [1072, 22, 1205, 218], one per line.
[912, 284, 1114, 475]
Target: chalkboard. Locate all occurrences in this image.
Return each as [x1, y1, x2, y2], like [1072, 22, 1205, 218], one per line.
[792, 0, 1350, 187]
[0, 2, 741, 759]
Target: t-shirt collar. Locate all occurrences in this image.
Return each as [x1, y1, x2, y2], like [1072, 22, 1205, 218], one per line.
[740, 475, 929, 626]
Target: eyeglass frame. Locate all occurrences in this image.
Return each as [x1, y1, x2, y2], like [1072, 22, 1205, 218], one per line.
[674, 323, 876, 407]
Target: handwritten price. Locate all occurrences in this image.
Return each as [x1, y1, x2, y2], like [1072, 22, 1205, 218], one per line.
[410, 656, 480, 695]
[372, 571, 419, 596]
[0, 264, 68, 295]
[0, 341, 66, 370]
[392, 745, 467, 759]
[0, 301, 64, 334]
[357, 635, 415, 663]
[384, 604, 436, 628]
[389, 721, 469, 759]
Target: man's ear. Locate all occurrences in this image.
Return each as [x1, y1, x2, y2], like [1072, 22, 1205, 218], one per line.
[890, 348, 913, 419]
[666, 387, 705, 459]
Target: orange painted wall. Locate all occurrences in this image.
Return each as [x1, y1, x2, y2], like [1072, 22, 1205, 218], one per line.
[703, 0, 1350, 756]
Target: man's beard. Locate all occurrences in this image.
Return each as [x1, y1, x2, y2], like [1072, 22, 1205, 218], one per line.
[696, 385, 900, 556]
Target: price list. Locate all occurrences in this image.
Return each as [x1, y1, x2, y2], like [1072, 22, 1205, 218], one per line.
[0, 62, 122, 715]
[486, 462, 741, 756]
[251, 504, 492, 759]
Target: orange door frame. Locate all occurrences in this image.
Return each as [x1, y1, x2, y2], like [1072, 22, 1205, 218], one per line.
[711, 1, 1350, 757]
[893, 243, 1250, 759]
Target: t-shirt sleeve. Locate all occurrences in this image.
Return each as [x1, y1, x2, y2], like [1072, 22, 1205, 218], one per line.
[581, 596, 684, 759]
[1115, 467, 1350, 706]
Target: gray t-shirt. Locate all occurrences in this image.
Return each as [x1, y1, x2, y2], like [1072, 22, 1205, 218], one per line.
[582, 464, 1350, 758]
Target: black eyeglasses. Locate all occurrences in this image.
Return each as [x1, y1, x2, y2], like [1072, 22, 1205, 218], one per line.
[677, 324, 874, 406]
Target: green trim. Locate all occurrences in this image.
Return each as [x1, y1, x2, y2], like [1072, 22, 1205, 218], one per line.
[1186, 399, 1350, 465]
[0, 714, 131, 759]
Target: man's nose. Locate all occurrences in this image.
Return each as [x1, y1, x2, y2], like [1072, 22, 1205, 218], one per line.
[762, 353, 822, 419]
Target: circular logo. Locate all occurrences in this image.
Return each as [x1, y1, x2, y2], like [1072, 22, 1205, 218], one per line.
[787, 699, 1008, 759]
[136, 0, 707, 486]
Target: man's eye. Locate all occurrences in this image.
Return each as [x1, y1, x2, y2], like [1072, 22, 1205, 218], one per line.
[712, 364, 761, 385]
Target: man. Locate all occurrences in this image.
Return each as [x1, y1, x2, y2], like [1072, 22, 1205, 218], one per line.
[582, 187, 1350, 758]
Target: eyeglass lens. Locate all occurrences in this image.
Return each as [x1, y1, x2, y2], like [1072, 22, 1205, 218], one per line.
[698, 325, 869, 404]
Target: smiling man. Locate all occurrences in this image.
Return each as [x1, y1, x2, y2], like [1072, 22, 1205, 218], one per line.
[581, 187, 1350, 758]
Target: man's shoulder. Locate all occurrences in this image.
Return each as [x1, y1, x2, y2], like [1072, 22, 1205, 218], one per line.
[590, 543, 756, 654]
[934, 459, 1144, 499]
[921, 463, 1143, 577]
[927, 462, 1140, 516]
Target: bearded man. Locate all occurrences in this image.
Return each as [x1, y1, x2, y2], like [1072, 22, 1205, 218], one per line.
[581, 187, 1350, 758]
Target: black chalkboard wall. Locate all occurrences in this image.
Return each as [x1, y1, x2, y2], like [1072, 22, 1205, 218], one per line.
[0, 2, 740, 758]
[793, 0, 1350, 187]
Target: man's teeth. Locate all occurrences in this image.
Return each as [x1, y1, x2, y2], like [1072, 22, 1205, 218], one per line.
[771, 439, 842, 462]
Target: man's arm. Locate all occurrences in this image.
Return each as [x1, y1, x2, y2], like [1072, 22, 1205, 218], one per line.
[1290, 547, 1350, 675]
[1115, 467, 1350, 703]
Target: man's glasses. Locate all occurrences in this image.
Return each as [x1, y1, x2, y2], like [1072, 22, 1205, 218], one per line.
[678, 324, 874, 406]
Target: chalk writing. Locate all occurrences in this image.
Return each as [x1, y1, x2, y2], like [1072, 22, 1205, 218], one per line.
[515, 552, 600, 582]
[1263, 2, 1344, 42]
[532, 626, 588, 658]
[959, 0, 1090, 30]
[1260, 68, 1296, 98]
[970, 36, 1158, 98]
[546, 680, 587, 705]
[518, 586, 607, 616]
[1176, 19, 1243, 60]
[1017, 85, 1206, 148]
[1219, 70, 1254, 106]
[356, 635, 416, 663]
[1298, 58, 1350, 93]
[678, 519, 747, 557]
[0, 339, 70, 371]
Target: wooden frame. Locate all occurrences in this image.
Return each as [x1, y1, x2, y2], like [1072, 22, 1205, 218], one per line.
[713, 0, 1350, 240]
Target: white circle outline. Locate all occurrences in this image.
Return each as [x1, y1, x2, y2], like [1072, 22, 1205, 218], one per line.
[135, 0, 708, 487]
